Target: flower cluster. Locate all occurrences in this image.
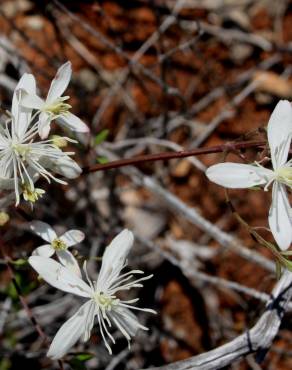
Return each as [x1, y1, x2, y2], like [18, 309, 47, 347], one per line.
[29, 227, 155, 360]
[206, 100, 292, 250]
[1, 63, 155, 360]
[0, 62, 88, 208]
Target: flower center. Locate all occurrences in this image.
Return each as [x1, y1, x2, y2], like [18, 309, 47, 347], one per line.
[52, 238, 67, 251]
[12, 143, 31, 159]
[22, 184, 45, 203]
[93, 291, 119, 311]
[275, 166, 292, 186]
[43, 97, 71, 117]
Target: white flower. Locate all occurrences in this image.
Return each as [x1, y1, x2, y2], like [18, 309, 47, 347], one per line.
[29, 229, 155, 360]
[21, 61, 89, 139]
[206, 100, 292, 250]
[30, 221, 84, 276]
[0, 73, 82, 206]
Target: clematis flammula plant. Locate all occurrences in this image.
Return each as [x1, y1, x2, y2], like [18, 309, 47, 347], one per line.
[30, 221, 84, 276]
[21, 61, 89, 139]
[0, 72, 82, 206]
[29, 229, 156, 360]
[206, 100, 292, 250]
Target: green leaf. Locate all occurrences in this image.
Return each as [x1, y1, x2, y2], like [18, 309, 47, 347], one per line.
[69, 353, 94, 370]
[96, 156, 108, 164]
[10, 258, 27, 266]
[95, 129, 109, 145]
[75, 353, 94, 361]
[68, 360, 86, 370]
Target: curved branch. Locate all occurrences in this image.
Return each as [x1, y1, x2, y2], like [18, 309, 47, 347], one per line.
[145, 270, 292, 370]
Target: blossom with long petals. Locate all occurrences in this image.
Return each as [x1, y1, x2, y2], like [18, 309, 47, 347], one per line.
[21, 61, 89, 139]
[206, 100, 292, 250]
[30, 221, 84, 276]
[29, 229, 155, 360]
[0, 73, 81, 206]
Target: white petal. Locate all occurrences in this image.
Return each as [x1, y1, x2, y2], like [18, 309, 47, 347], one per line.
[21, 93, 44, 110]
[47, 61, 72, 102]
[56, 250, 82, 277]
[12, 74, 36, 138]
[39, 153, 82, 179]
[47, 300, 94, 360]
[57, 113, 89, 133]
[37, 149, 82, 179]
[268, 182, 292, 250]
[29, 256, 92, 297]
[83, 300, 96, 342]
[206, 163, 273, 189]
[12, 74, 36, 116]
[38, 111, 51, 139]
[32, 245, 54, 257]
[53, 156, 82, 179]
[111, 306, 141, 337]
[97, 229, 134, 291]
[60, 230, 85, 247]
[267, 100, 292, 169]
[30, 221, 57, 243]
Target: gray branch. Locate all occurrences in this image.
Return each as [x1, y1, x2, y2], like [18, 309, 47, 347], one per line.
[145, 270, 292, 370]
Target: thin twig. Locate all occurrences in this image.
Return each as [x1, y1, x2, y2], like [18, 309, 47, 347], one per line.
[83, 140, 265, 174]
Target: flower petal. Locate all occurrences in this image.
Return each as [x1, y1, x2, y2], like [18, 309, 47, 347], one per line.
[47, 61, 72, 102]
[267, 100, 292, 169]
[83, 300, 96, 342]
[269, 182, 292, 250]
[206, 163, 273, 188]
[60, 230, 85, 247]
[21, 93, 44, 110]
[12, 74, 36, 138]
[47, 300, 94, 360]
[39, 154, 82, 179]
[57, 112, 89, 133]
[97, 229, 134, 291]
[38, 111, 51, 139]
[30, 221, 57, 243]
[29, 256, 92, 297]
[56, 250, 81, 277]
[110, 306, 142, 337]
[32, 245, 54, 257]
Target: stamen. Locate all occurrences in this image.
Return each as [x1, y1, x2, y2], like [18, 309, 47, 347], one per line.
[51, 238, 67, 251]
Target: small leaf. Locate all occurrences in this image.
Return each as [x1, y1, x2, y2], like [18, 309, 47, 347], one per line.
[96, 156, 108, 164]
[75, 353, 94, 362]
[95, 129, 109, 145]
[69, 353, 94, 370]
[10, 258, 27, 266]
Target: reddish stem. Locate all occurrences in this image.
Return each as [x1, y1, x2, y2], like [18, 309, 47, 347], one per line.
[83, 140, 266, 174]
